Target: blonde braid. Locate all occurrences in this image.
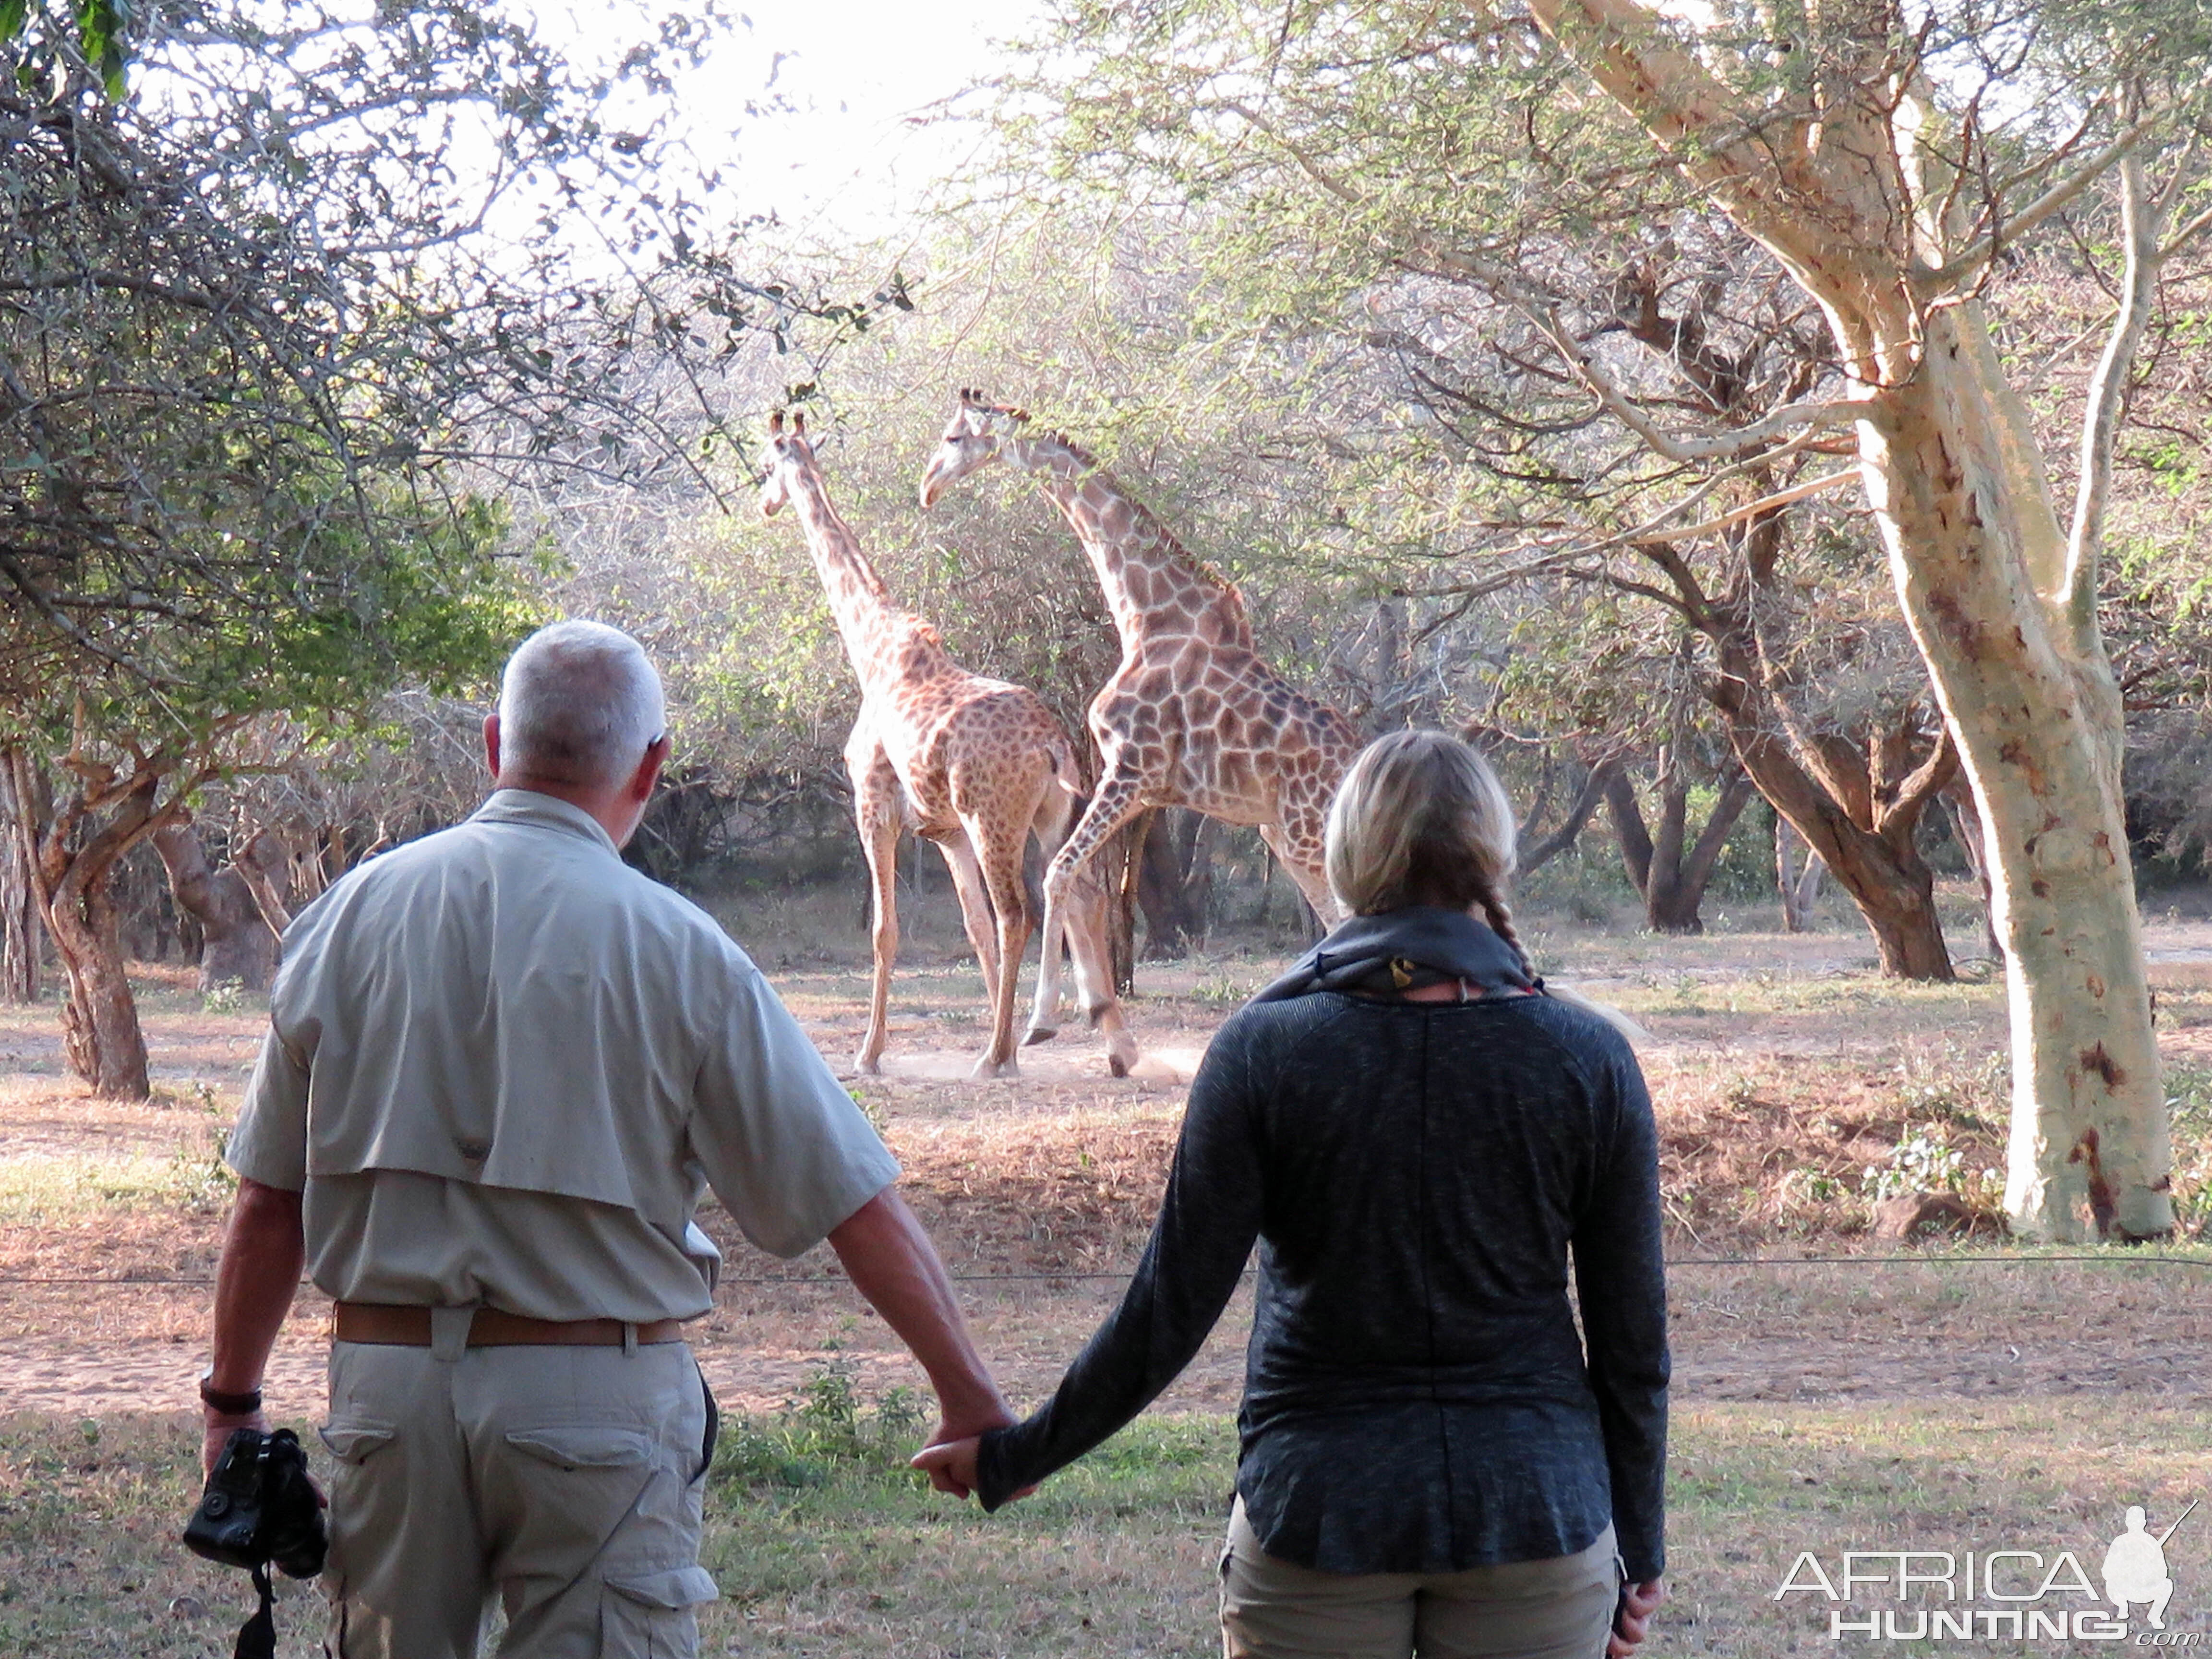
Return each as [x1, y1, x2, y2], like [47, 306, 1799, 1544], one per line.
[1470, 869, 1535, 985]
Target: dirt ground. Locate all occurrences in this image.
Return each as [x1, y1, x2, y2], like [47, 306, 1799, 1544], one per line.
[3, 913, 2211, 1424]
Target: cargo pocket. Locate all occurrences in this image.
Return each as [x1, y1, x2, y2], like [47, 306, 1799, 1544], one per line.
[505, 1424, 654, 1470]
[501, 1423, 660, 1570]
[317, 1420, 397, 1464]
[602, 1564, 719, 1657]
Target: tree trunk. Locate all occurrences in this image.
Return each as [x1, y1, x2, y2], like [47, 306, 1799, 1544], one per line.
[1775, 816, 1823, 932]
[1867, 317, 2165, 1238]
[1518, 757, 1619, 876]
[1107, 813, 1143, 998]
[1137, 808, 1214, 960]
[1525, 0, 2170, 1238]
[0, 765, 41, 1003]
[1810, 815, 1953, 978]
[152, 819, 277, 991]
[4, 747, 179, 1100]
[1941, 776, 2004, 960]
[1716, 701, 1957, 979]
[1604, 757, 1755, 934]
[235, 831, 296, 938]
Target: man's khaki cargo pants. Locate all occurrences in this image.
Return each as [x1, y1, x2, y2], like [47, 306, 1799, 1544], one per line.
[318, 1313, 717, 1658]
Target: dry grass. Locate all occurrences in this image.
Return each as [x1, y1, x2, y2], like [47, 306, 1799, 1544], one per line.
[8, 1385, 2210, 1657]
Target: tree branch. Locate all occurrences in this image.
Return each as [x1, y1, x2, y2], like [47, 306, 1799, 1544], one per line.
[2065, 106, 2164, 628]
[1528, 307, 1860, 461]
[1922, 113, 2164, 291]
[1875, 724, 1960, 839]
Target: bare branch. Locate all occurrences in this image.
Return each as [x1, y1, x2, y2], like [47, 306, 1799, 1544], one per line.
[1875, 725, 1960, 838]
[1923, 114, 2165, 292]
[1527, 307, 1859, 461]
[2066, 114, 2164, 627]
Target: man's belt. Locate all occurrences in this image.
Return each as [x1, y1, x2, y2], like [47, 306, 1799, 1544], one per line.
[332, 1302, 686, 1347]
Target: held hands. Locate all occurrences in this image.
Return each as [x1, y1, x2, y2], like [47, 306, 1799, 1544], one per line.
[911, 1399, 1032, 1504]
[1609, 1578, 1665, 1657]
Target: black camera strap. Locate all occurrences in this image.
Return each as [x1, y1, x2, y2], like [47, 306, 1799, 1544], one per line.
[233, 1561, 276, 1659]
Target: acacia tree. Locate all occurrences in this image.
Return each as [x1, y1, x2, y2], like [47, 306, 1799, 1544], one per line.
[1019, 0, 2210, 1238]
[0, 2, 893, 1095]
[1515, 0, 2212, 1237]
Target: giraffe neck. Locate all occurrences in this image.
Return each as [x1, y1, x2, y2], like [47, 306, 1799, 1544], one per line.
[784, 463, 904, 683]
[1006, 432, 1251, 651]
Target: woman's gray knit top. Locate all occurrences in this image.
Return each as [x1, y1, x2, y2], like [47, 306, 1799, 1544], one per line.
[973, 919, 1670, 1581]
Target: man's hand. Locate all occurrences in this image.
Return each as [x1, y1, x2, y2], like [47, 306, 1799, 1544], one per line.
[201, 1407, 271, 1482]
[1609, 1577, 1665, 1657]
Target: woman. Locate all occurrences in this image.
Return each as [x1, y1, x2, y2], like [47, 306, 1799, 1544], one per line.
[916, 731, 1669, 1659]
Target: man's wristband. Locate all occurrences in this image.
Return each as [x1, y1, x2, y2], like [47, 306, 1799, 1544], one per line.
[198, 1373, 264, 1415]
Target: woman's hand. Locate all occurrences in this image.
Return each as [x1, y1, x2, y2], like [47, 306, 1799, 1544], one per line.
[911, 1436, 983, 1498]
[1609, 1577, 1665, 1656]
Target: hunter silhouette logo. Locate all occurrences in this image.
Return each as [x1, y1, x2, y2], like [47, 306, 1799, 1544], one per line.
[2104, 1501, 2192, 1631]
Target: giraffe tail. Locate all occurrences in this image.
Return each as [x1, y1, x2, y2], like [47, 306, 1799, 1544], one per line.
[1048, 737, 1087, 796]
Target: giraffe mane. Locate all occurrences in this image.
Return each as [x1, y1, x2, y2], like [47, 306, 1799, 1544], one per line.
[1024, 424, 1248, 605]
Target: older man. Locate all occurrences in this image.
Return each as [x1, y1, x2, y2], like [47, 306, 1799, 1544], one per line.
[200, 619, 1010, 1657]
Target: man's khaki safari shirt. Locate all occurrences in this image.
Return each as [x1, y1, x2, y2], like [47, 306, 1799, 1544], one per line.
[227, 789, 900, 1323]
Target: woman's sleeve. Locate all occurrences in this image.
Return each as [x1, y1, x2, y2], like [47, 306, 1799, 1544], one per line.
[1570, 1038, 1671, 1582]
[974, 1015, 1268, 1510]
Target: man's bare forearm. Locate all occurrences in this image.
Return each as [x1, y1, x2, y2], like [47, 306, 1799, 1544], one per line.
[209, 1177, 305, 1393]
[828, 1187, 1009, 1435]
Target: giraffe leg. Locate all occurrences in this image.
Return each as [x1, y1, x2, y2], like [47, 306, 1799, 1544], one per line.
[1022, 783, 1080, 1043]
[850, 755, 904, 1076]
[1260, 820, 1342, 930]
[932, 831, 1002, 991]
[1058, 859, 1138, 1077]
[965, 809, 1037, 1080]
[1034, 768, 1151, 1077]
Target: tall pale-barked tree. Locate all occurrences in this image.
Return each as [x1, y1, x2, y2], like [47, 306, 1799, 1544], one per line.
[1518, 0, 2211, 1238]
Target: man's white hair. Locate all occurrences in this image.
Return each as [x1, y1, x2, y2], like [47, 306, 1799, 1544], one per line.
[497, 620, 665, 790]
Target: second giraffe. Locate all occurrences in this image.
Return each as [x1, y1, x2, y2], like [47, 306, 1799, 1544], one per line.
[920, 390, 1363, 1054]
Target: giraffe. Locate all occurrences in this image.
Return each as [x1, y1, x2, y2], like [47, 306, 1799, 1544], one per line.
[758, 410, 1135, 1079]
[918, 390, 1364, 1047]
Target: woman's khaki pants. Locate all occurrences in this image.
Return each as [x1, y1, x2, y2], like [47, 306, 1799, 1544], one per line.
[1220, 1499, 1620, 1659]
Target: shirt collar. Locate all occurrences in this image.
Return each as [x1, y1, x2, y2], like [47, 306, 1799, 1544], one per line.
[469, 788, 624, 858]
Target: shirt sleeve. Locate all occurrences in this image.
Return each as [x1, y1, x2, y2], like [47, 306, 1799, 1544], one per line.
[975, 1014, 1265, 1510]
[227, 1025, 311, 1192]
[1569, 1036, 1671, 1582]
[688, 959, 901, 1259]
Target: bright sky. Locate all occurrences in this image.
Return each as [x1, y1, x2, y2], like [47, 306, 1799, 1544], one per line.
[626, 0, 1048, 240]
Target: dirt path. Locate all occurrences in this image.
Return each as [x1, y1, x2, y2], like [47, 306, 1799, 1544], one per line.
[5, 918, 2211, 1419]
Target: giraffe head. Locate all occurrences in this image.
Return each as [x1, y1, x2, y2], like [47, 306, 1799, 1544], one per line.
[757, 409, 816, 519]
[917, 388, 1028, 509]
